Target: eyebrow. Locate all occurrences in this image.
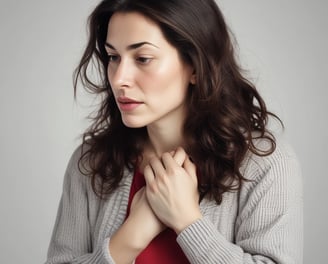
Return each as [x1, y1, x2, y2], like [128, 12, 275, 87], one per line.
[105, 41, 159, 51]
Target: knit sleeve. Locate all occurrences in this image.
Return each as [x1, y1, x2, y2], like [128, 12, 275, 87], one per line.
[177, 142, 303, 263]
[45, 148, 116, 264]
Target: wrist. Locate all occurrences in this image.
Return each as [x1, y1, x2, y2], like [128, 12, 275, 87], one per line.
[173, 212, 203, 234]
[109, 219, 145, 264]
[123, 217, 153, 250]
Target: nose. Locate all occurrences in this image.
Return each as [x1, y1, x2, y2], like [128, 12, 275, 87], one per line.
[109, 59, 134, 89]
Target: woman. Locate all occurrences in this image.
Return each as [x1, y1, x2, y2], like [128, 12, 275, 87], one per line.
[45, 0, 303, 263]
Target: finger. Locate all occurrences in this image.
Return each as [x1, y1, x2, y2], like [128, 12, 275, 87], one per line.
[172, 147, 186, 166]
[161, 152, 180, 174]
[183, 157, 198, 184]
[144, 164, 155, 185]
[149, 156, 166, 178]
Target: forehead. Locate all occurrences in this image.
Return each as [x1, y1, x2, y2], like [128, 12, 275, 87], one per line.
[106, 12, 164, 44]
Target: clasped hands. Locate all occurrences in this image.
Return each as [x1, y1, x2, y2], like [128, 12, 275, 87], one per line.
[127, 147, 202, 248]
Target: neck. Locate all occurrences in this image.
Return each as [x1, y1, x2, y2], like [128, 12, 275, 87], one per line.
[146, 120, 185, 157]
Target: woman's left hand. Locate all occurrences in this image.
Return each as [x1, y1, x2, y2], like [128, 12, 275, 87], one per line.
[144, 147, 202, 234]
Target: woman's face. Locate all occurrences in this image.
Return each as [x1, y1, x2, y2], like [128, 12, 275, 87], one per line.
[106, 12, 194, 129]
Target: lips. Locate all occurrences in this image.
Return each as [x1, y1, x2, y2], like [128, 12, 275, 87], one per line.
[117, 96, 143, 111]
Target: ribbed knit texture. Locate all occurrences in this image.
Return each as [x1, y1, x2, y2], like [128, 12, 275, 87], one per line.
[45, 139, 303, 263]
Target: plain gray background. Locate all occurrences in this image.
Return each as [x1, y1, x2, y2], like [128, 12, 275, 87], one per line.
[0, 0, 327, 263]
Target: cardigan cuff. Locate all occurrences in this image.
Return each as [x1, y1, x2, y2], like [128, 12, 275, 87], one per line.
[176, 217, 242, 263]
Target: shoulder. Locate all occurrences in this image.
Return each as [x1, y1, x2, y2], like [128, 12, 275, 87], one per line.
[237, 136, 303, 220]
[238, 136, 303, 206]
[62, 144, 91, 190]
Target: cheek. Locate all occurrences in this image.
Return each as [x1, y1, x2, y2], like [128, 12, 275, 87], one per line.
[142, 74, 187, 107]
[141, 62, 190, 97]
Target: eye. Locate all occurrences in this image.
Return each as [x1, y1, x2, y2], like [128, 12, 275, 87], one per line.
[108, 54, 120, 63]
[136, 57, 152, 64]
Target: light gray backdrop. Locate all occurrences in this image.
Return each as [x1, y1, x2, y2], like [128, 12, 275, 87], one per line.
[0, 0, 326, 263]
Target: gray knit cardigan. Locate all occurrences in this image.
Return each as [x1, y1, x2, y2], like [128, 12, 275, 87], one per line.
[45, 139, 303, 263]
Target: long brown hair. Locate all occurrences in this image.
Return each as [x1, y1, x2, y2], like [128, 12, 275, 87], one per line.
[74, 0, 282, 203]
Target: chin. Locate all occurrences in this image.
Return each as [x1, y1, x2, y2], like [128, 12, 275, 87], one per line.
[121, 118, 147, 128]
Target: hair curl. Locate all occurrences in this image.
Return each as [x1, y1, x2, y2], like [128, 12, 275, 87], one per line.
[74, 0, 282, 203]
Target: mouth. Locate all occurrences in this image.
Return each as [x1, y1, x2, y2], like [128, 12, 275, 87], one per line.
[117, 96, 143, 111]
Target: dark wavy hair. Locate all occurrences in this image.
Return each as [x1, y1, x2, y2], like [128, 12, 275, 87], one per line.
[74, 0, 282, 203]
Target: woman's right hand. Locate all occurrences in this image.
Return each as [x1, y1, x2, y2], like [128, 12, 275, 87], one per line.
[128, 187, 166, 245]
[109, 187, 165, 264]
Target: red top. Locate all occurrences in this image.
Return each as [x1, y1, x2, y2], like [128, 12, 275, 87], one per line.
[126, 169, 190, 264]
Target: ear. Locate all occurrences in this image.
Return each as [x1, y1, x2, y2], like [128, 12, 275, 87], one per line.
[190, 72, 196, 85]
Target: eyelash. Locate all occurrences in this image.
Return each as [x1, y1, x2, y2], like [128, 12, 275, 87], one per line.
[136, 57, 152, 64]
[107, 54, 153, 65]
[108, 55, 120, 62]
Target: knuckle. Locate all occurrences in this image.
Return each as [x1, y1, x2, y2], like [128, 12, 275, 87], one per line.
[156, 171, 167, 182]
[162, 152, 171, 160]
[149, 157, 158, 164]
[148, 182, 158, 193]
[168, 166, 182, 176]
[176, 146, 185, 155]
